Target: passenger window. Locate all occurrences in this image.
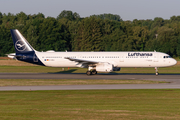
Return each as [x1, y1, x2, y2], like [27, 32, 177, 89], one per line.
[164, 56, 171, 58]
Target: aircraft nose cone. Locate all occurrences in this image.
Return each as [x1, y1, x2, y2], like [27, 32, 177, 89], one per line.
[172, 59, 177, 66]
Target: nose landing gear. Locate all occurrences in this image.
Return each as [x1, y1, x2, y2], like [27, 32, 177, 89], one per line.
[155, 67, 159, 76]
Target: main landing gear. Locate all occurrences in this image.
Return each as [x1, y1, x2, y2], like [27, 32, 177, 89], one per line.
[86, 70, 97, 75]
[155, 67, 159, 76]
[86, 71, 92, 75]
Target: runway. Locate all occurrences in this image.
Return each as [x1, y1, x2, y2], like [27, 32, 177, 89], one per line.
[0, 73, 180, 90]
[0, 73, 180, 81]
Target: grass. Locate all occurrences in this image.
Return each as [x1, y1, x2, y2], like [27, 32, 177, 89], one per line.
[0, 89, 180, 120]
[0, 79, 167, 86]
[0, 58, 179, 120]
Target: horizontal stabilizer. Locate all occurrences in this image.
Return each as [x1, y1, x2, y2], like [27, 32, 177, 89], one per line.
[6, 53, 23, 59]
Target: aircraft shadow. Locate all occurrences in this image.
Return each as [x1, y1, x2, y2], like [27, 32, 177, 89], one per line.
[97, 73, 180, 75]
[48, 71, 180, 75]
[48, 69, 78, 74]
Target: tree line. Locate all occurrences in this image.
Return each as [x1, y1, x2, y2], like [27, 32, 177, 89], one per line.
[0, 10, 180, 57]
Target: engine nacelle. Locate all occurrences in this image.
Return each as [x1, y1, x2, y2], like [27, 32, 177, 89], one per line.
[96, 63, 113, 72]
[113, 67, 121, 71]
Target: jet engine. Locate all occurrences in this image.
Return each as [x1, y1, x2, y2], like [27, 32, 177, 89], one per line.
[96, 63, 113, 72]
[95, 63, 121, 72]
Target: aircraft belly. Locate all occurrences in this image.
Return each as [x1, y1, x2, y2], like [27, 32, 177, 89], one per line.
[120, 59, 171, 68]
[120, 59, 155, 67]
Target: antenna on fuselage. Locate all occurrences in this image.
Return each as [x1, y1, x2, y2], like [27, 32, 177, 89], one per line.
[154, 50, 156, 52]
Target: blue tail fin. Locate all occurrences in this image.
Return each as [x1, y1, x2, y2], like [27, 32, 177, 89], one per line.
[10, 29, 35, 53]
[10, 29, 44, 66]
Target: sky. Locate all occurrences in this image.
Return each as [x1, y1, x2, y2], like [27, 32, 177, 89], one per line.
[0, 0, 180, 21]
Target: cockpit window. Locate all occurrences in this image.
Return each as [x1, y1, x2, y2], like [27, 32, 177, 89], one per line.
[163, 56, 171, 58]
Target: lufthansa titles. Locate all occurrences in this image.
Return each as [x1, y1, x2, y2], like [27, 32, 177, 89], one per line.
[128, 53, 153, 56]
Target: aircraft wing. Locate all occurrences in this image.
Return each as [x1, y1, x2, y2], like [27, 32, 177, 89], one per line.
[65, 57, 99, 64]
[65, 57, 100, 67]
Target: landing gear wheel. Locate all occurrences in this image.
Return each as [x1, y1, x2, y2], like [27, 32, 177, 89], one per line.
[156, 72, 159, 76]
[86, 71, 92, 76]
[155, 67, 158, 76]
[92, 70, 97, 75]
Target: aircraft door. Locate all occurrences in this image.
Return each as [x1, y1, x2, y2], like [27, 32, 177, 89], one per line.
[119, 56, 124, 62]
[153, 55, 158, 62]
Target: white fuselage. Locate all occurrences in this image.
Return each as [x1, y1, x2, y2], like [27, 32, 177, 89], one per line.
[9, 29, 177, 75]
[35, 51, 177, 68]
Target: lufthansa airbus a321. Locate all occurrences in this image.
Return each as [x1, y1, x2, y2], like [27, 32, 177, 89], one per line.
[7, 29, 177, 75]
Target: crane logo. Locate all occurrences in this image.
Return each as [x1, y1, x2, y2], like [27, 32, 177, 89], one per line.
[15, 40, 26, 51]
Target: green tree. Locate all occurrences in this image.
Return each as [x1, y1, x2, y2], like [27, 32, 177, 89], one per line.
[0, 12, 2, 25]
[0, 26, 14, 56]
[156, 26, 176, 56]
[57, 10, 80, 21]
[92, 13, 122, 21]
[73, 17, 103, 51]
[177, 36, 180, 57]
[37, 17, 67, 51]
[151, 17, 164, 29]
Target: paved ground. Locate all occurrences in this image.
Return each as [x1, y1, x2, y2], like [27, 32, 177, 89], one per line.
[0, 84, 180, 91]
[0, 73, 180, 91]
[0, 73, 180, 80]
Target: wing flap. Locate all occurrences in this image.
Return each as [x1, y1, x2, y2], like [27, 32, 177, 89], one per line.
[65, 57, 99, 64]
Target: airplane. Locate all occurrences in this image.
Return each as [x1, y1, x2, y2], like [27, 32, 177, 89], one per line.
[7, 29, 177, 76]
